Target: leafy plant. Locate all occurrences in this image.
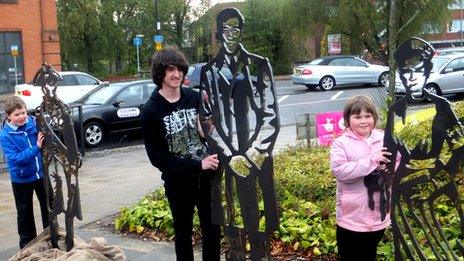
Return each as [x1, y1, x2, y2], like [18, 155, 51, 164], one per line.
[115, 101, 464, 259]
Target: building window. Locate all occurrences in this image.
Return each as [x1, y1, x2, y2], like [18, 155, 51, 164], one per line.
[448, 19, 464, 33]
[0, 0, 18, 3]
[0, 32, 24, 93]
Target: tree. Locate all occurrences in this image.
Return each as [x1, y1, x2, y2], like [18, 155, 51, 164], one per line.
[57, 0, 106, 74]
[57, 0, 155, 75]
[322, 0, 454, 65]
[241, 0, 315, 74]
[156, 0, 196, 47]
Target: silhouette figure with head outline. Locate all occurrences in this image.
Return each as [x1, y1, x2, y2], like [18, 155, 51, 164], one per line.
[200, 8, 280, 260]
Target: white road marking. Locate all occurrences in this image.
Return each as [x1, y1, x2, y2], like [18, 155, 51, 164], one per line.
[279, 97, 350, 107]
[278, 95, 289, 103]
[331, 91, 343, 100]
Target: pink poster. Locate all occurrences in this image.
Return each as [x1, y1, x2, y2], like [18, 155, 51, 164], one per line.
[316, 111, 345, 146]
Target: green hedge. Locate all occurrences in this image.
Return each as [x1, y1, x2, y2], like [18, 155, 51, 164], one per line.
[115, 101, 464, 259]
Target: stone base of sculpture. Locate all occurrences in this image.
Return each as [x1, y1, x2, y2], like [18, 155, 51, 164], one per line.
[9, 227, 126, 261]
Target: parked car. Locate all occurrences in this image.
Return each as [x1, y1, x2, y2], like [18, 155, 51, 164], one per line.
[184, 62, 257, 90]
[292, 55, 389, 90]
[394, 53, 464, 101]
[15, 71, 107, 111]
[434, 47, 464, 56]
[70, 80, 156, 147]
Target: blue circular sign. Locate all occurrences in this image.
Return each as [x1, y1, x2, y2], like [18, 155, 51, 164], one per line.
[133, 36, 142, 46]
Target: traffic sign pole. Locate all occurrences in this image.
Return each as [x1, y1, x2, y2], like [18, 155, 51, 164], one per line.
[10, 45, 19, 85]
[136, 45, 140, 74]
[133, 35, 143, 75]
[13, 56, 18, 85]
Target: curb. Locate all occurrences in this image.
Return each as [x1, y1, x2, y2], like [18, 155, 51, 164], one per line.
[274, 75, 292, 81]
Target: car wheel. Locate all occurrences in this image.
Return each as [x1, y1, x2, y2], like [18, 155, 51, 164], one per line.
[423, 84, 441, 101]
[319, 76, 335, 91]
[84, 121, 104, 148]
[424, 84, 440, 96]
[378, 72, 389, 87]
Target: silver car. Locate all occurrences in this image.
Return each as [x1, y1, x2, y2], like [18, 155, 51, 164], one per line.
[435, 47, 464, 56]
[292, 55, 389, 91]
[394, 53, 464, 100]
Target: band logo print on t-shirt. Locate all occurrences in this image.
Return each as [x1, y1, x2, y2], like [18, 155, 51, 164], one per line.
[163, 108, 208, 160]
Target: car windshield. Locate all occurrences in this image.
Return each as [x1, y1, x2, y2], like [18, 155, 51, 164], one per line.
[309, 58, 324, 65]
[187, 66, 196, 76]
[84, 83, 126, 105]
[414, 56, 449, 72]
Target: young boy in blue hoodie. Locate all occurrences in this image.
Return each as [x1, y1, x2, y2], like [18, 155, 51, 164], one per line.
[0, 96, 49, 249]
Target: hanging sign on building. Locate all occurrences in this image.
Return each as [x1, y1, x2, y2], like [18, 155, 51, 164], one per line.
[328, 34, 341, 55]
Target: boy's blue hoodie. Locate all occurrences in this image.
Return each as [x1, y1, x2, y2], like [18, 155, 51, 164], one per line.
[0, 115, 43, 183]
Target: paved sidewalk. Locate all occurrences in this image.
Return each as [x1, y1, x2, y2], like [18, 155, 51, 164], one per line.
[0, 125, 298, 260]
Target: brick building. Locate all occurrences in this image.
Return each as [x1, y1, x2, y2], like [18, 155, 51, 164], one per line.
[425, 2, 464, 48]
[0, 0, 61, 93]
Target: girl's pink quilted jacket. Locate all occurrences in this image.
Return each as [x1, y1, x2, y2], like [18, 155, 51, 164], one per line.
[330, 128, 391, 232]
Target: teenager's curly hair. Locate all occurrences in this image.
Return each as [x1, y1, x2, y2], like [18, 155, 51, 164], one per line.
[150, 46, 188, 88]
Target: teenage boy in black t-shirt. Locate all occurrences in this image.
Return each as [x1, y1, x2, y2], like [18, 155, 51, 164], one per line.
[141, 46, 220, 261]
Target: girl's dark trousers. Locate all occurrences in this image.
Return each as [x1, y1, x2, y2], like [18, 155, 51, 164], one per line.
[336, 225, 385, 261]
[12, 178, 49, 249]
[164, 171, 221, 261]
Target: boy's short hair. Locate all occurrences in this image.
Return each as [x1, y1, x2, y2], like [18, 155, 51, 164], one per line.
[343, 95, 379, 127]
[5, 96, 26, 115]
[150, 46, 188, 88]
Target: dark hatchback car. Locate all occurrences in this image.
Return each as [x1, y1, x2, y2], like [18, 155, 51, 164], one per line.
[71, 80, 156, 147]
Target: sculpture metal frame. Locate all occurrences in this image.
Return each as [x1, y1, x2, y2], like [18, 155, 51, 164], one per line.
[199, 8, 280, 260]
[381, 37, 464, 260]
[35, 63, 83, 251]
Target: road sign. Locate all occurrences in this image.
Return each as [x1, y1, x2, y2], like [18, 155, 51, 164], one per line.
[155, 42, 162, 51]
[154, 35, 164, 43]
[10, 45, 19, 56]
[133, 36, 142, 46]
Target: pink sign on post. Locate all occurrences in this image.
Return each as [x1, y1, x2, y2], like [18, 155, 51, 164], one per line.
[316, 111, 345, 146]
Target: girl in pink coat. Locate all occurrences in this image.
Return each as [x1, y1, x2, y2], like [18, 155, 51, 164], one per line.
[330, 96, 392, 260]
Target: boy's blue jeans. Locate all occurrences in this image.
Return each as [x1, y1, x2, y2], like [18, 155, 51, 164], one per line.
[12, 178, 49, 249]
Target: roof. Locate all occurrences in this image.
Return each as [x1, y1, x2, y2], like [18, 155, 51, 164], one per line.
[58, 71, 89, 75]
[319, 55, 357, 60]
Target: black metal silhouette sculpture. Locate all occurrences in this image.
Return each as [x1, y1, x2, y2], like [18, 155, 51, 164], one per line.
[382, 37, 464, 259]
[34, 63, 83, 251]
[199, 8, 280, 260]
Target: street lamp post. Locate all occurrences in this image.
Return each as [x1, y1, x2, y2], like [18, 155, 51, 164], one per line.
[461, 0, 463, 47]
[155, 0, 160, 32]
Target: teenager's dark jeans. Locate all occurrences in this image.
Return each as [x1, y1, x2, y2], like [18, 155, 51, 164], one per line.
[12, 178, 50, 249]
[164, 172, 221, 261]
[336, 225, 385, 261]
